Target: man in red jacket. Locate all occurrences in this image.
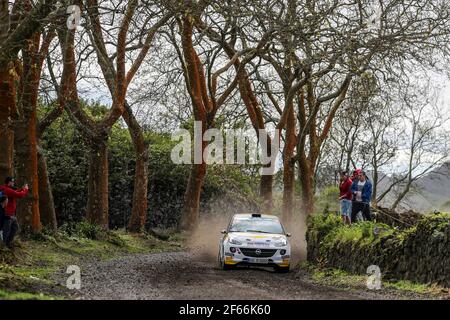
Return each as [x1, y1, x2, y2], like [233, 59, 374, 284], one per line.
[0, 177, 28, 248]
[339, 171, 353, 225]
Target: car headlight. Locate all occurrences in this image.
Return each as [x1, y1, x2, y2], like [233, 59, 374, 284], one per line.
[274, 239, 288, 247]
[228, 237, 243, 245]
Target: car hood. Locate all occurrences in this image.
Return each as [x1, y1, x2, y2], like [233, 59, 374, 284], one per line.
[227, 232, 288, 247]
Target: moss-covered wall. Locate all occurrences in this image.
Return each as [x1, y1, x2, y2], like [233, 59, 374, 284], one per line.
[306, 213, 450, 287]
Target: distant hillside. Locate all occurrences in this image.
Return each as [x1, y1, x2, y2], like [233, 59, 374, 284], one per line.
[375, 162, 450, 212]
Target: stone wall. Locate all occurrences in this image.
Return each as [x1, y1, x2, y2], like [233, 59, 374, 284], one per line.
[306, 213, 450, 287]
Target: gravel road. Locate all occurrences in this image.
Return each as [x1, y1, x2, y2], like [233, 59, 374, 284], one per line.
[62, 251, 431, 300]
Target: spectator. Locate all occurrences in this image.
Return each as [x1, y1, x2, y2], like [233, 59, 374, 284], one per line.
[338, 171, 352, 225]
[0, 177, 29, 248]
[350, 171, 372, 222]
[351, 169, 361, 181]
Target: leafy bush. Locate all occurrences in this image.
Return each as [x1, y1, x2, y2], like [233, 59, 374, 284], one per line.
[322, 220, 393, 247]
[60, 221, 103, 240]
[308, 212, 342, 236]
[59, 221, 126, 246]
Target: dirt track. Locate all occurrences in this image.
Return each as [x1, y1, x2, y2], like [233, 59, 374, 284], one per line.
[65, 251, 430, 300]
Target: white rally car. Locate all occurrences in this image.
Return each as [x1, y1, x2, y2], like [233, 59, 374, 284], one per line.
[218, 213, 291, 273]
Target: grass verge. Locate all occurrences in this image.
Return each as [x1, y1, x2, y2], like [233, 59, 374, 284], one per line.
[0, 225, 186, 300]
[297, 262, 449, 299]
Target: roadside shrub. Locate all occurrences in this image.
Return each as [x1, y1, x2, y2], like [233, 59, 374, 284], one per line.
[306, 213, 342, 263]
[60, 221, 103, 240]
[308, 212, 342, 236]
[59, 221, 126, 247]
[321, 220, 393, 249]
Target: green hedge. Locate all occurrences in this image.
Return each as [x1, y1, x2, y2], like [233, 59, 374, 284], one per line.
[306, 212, 450, 287]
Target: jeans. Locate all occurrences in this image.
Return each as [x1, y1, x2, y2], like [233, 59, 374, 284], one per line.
[340, 199, 352, 217]
[351, 202, 372, 223]
[2, 216, 19, 248]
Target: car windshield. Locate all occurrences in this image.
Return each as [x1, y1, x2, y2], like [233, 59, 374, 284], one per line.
[229, 217, 284, 234]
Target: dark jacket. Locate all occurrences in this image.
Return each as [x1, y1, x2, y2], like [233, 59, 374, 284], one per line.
[351, 179, 372, 204]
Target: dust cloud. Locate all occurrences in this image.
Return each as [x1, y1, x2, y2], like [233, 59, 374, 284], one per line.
[187, 214, 232, 262]
[285, 213, 308, 264]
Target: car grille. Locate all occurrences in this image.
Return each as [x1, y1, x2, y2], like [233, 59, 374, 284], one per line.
[240, 248, 277, 258]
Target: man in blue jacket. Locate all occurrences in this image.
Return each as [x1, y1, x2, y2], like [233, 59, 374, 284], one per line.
[350, 170, 373, 223]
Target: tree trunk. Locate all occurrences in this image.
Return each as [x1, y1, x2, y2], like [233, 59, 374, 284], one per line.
[127, 151, 148, 232]
[86, 138, 109, 229]
[37, 145, 57, 232]
[297, 121, 317, 216]
[298, 158, 315, 216]
[282, 105, 296, 223]
[180, 161, 207, 231]
[179, 15, 210, 231]
[260, 175, 273, 214]
[296, 90, 316, 216]
[282, 168, 295, 223]
[15, 33, 41, 234]
[14, 114, 41, 233]
[391, 179, 412, 211]
[282, 163, 295, 222]
[300, 173, 315, 215]
[0, 63, 15, 182]
[124, 105, 149, 232]
[371, 165, 378, 206]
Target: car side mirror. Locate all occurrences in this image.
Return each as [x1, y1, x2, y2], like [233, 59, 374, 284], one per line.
[286, 233, 292, 237]
[221, 230, 227, 234]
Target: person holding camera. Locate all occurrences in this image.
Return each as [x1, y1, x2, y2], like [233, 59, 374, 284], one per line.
[350, 170, 373, 223]
[0, 177, 29, 248]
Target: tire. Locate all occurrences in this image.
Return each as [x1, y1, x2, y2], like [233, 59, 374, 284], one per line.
[218, 250, 233, 270]
[274, 265, 290, 273]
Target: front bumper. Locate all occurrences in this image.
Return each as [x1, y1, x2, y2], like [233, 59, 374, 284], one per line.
[223, 245, 291, 267]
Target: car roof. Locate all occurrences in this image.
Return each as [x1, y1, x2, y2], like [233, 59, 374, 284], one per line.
[233, 213, 280, 220]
